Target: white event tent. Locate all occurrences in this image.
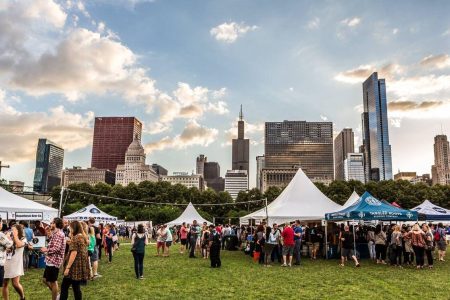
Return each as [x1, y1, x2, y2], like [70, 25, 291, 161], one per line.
[342, 191, 360, 209]
[0, 187, 58, 221]
[64, 204, 118, 224]
[412, 200, 450, 222]
[166, 202, 211, 226]
[240, 169, 343, 224]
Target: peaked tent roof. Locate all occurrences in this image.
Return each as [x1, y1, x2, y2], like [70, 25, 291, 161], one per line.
[412, 200, 450, 221]
[64, 204, 117, 224]
[325, 192, 418, 221]
[342, 191, 360, 209]
[0, 187, 58, 221]
[240, 169, 343, 224]
[391, 201, 402, 208]
[166, 202, 211, 226]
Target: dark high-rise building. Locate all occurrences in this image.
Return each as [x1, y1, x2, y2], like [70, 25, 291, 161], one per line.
[361, 72, 393, 182]
[204, 162, 220, 181]
[91, 117, 142, 172]
[264, 120, 334, 182]
[334, 128, 355, 180]
[33, 139, 64, 193]
[232, 106, 250, 176]
[151, 164, 168, 176]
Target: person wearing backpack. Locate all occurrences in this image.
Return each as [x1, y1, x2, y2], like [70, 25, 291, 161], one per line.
[131, 224, 148, 279]
[208, 225, 221, 268]
[435, 223, 447, 262]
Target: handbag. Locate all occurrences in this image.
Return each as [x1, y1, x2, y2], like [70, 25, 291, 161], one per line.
[131, 234, 139, 253]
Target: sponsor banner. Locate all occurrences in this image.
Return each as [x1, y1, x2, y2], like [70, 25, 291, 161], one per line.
[15, 212, 43, 220]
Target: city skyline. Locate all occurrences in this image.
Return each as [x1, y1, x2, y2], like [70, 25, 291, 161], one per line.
[1, 1, 450, 188]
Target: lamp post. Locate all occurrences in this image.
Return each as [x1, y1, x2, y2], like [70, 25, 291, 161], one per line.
[0, 161, 10, 179]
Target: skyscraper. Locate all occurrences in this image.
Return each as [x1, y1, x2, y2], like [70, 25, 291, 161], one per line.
[196, 154, 207, 177]
[225, 170, 248, 200]
[431, 135, 450, 185]
[91, 117, 142, 172]
[33, 139, 64, 193]
[256, 155, 265, 191]
[344, 153, 365, 183]
[361, 72, 393, 182]
[264, 120, 334, 182]
[334, 129, 355, 180]
[232, 106, 250, 176]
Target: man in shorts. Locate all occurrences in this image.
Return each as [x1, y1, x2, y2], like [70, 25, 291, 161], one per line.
[310, 224, 322, 260]
[164, 225, 172, 257]
[281, 223, 295, 267]
[179, 222, 188, 254]
[340, 225, 360, 268]
[41, 218, 66, 300]
[88, 217, 101, 278]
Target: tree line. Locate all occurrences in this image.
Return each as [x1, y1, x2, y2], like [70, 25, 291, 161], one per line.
[46, 179, 450, 225]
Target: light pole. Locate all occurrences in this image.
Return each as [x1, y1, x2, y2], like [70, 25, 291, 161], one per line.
[0, 161, 10, 179]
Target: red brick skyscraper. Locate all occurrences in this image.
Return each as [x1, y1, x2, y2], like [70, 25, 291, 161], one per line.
[91, 117, 142, 172]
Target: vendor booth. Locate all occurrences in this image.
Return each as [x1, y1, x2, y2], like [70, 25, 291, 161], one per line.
[240, 168, 342, 224]
[0, 187, 58, 221]
[64, 204, 117, 224]
[412, 200, 450, 221]
[166, 202, 211, 226]
[325, 192, 418, 258]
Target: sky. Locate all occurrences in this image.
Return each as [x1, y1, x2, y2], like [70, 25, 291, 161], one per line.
[1, 0, 450, 188]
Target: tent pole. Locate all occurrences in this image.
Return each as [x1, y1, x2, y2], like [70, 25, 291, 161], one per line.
[58, 186, 64, 218]
[264, 198, 269, 225]
[352, 220, 356, 258]
[325, 221, 328, 260]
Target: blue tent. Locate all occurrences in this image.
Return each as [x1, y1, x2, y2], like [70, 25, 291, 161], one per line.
[412, 200, 450, 221]
[325, 192, 418, 221]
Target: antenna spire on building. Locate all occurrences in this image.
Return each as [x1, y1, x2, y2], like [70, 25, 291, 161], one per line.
[239, 104, 243, 121]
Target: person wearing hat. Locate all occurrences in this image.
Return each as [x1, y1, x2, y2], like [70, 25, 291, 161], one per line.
[208, 225, 221, 268]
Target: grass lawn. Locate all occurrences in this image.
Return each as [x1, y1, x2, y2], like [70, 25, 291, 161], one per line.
[15, 244, 450, 299]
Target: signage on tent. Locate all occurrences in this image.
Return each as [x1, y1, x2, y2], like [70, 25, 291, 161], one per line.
[365, 197, 382, 206]
[432, 207, 447, 214]
[15, 212, 43, 220]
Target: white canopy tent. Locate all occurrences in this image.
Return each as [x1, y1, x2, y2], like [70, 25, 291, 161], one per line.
[412, 200, 450, 222]
[342, 191, 360, 209]
[0, 187, 58, 221]
[166, 202, 211, 226]
[240, 169, 343, 224]
[64, 204, 118, 224]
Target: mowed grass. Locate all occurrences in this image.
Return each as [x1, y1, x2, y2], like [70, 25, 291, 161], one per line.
[13, 243, 450, 300]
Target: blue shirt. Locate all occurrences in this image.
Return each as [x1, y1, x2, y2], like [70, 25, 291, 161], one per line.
[24, 227, 33, 242]
[294, 226, 303, 241]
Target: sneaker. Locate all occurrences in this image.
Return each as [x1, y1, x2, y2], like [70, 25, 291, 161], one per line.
[140, 276, 144, 280]
[356, 264, 361, 268]
[281, 263, 287, 267]
[288, 263, 292, 267]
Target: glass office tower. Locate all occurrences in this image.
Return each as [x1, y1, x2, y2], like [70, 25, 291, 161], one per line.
[33, 139, 64, 193]
[361, 72, 393, 181]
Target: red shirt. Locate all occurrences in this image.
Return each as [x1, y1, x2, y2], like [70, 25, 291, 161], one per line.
[282, 226, 294, 246]
[180, 226, 188, 239]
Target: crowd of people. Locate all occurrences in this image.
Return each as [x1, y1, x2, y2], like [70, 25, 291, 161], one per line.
[0, 217, 125, 300]
[236, 220, 449, 270]
[0, 217, 447, 299]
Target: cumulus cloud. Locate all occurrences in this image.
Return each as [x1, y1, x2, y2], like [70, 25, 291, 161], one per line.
[420, 54, 450, 69]
[388, 100, 444, 111]
[307, 17, 320, 29]
[210, 22, 258, 43]
[341, 17, 361, 27]
[145, 120, 218, 152]
[0, 100, 94, 162]
[155, 83, 228, 125]
[0, 0, 229, 148]
[389, 75, 450, 98]
[334, 63, 403, 84]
